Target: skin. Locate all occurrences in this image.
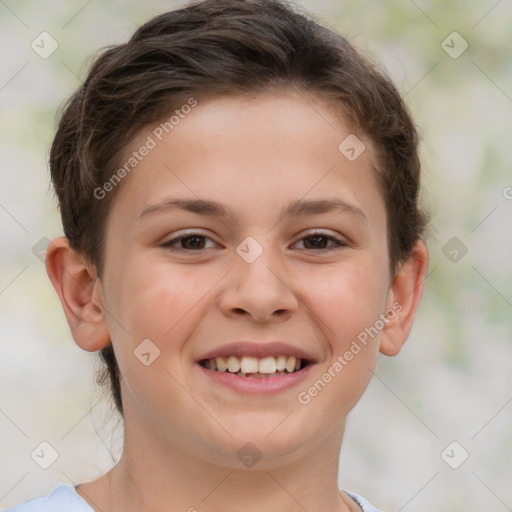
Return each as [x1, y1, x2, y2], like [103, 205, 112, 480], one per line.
[46, 91, 427, 512]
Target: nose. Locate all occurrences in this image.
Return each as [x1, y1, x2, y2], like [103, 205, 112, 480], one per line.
[217, 244, 299, 323]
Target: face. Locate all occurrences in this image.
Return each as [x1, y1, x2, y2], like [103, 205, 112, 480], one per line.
[98, 91, 395, 467]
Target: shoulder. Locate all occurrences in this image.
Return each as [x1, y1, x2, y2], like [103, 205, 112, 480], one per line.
[346, 491, 385, 512]
[3, 484, 94, 512]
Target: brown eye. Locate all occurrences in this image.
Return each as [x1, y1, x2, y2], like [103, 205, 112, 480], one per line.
[161, 232, 217, 252]
[294, 232, 346, 251]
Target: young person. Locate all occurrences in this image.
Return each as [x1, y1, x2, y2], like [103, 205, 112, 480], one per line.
[7, 1, 428, 510]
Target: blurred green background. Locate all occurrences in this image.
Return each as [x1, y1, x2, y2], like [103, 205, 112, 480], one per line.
[1, 1, 511, 511]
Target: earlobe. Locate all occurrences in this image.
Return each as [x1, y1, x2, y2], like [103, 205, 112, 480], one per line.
[45, 236, 111, 352]
[379, 240, 428, 356]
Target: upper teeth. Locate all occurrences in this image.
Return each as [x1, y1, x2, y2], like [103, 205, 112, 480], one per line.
[203, 355, 303, 374]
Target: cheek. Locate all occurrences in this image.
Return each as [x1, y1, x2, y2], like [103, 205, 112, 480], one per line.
[308, 262, 388, 340]
[308, 264, 388, 409]
[104, 261, 214, 405]
[109, 259, 217, 346]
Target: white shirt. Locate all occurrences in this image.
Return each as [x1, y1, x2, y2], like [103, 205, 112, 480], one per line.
[3, 483, 384, 512]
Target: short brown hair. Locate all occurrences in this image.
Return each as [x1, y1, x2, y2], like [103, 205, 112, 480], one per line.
[49, 0, 428, 417]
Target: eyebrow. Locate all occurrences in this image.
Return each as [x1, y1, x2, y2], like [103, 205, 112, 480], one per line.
[139, 197, 367, 222]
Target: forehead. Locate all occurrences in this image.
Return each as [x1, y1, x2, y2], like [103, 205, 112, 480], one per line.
[106, 91, 385, 230]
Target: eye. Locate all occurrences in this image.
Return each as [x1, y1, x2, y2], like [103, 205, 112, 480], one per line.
[292, 231, 347, 251]
[161, 230, 347, 253]
[161, 232, 218, 252]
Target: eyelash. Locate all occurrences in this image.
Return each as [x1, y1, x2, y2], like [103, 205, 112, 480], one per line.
[160, 230, 347, 253]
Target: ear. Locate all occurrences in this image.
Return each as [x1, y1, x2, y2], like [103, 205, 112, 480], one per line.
[45, 236, 111, 352]
[379, 240, 428, 356]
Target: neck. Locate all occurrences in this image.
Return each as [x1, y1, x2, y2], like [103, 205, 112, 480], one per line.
[96, 413, 357, 512]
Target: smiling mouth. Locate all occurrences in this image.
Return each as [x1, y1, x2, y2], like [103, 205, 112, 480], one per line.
[199, 355, 310, 378]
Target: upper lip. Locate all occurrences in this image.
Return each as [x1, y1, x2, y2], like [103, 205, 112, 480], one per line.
[196, 342, 318, 363]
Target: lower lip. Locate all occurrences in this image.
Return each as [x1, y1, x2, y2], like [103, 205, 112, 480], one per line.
[196, 363, 314, 394]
